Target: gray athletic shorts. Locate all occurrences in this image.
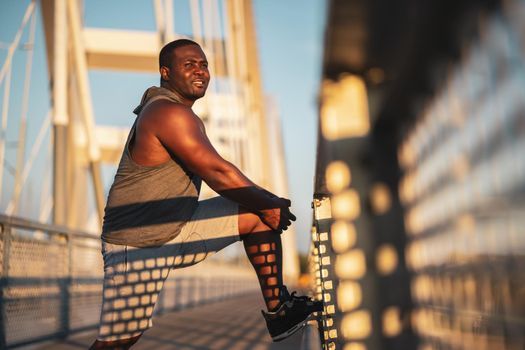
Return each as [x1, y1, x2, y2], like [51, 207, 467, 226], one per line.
[97, 196, 240, 341]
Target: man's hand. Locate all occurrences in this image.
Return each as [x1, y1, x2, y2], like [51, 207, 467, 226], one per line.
[259, 197, 296, 233]
[217, 187, 296, 232]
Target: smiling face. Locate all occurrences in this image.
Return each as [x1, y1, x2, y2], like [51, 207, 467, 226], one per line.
[160, 44, 210, 107]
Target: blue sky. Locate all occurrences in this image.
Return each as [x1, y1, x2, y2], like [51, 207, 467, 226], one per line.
[0, 0, 327, 253]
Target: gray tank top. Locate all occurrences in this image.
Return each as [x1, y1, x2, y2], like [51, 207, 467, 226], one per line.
[101, 87, 201, 247]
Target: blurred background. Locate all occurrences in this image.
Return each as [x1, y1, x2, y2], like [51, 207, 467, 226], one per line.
[1, 0, 525, 349]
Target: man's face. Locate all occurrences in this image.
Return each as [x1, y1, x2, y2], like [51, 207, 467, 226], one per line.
[161, 45, 210, 106]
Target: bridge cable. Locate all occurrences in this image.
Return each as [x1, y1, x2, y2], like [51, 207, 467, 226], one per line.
[6, 112, 51, 215]
[0, 1, 36, 86]
[0, 0, 36, 205]
[11, 4, 38, 215]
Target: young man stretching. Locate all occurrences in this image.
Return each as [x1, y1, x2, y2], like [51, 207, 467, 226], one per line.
[90, 39, 322, 349]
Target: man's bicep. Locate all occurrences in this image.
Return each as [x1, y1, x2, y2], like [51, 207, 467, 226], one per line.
[157, 111, 224, 174]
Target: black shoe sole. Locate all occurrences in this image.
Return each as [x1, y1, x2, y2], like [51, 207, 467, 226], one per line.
[271, 318, 309, 342]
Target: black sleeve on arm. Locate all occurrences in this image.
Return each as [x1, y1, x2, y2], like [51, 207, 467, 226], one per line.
[218, 186, 288, 214]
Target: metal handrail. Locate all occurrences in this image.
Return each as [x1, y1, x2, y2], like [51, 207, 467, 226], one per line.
[0, 214, 99, 240]
[0, 214, 258, 349]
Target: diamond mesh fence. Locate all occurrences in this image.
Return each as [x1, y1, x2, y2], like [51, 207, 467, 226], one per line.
[0, 215, 258, 348]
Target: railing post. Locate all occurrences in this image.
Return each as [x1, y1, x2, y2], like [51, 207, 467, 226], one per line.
[59, 233, 72, 338]
[0, 223, 10, 349]
[312, 197, 337, 349]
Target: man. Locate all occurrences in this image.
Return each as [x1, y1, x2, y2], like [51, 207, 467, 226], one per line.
[90, 39, 322, 350]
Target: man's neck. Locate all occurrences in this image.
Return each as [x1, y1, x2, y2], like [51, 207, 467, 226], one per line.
[159, 83, 194, 107]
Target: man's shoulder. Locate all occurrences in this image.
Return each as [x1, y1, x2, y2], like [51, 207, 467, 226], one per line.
[138, 100, 200, 133]
[141, 100, 196, 123]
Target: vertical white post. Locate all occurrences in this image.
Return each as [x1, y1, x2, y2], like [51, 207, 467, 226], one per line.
[53, 0, 69, 225]
[190, 0, 203, 44]
[213, 0, 236, 165]
[67, 0, 105, 225]
[235, 0, 259, 182]
[54, 0, 67, 127]
[155, 0, 175, 44]
[0, 68, 12, 203]
[224, 0, 247, 171]
[165, 0, 175, 42]
[202, 0, 216, 76]
[154, 0, 166, 43]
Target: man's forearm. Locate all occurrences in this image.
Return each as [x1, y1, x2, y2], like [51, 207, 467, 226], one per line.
[200, 162, 295, 232]
[201, 162, 283, 213]
[219, 186, 280, 212]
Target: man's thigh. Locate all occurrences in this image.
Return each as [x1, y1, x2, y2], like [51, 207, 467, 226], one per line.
[97, 196, 239, 341]
[174, 196, 240, 268]
[97, 241, 180, 341]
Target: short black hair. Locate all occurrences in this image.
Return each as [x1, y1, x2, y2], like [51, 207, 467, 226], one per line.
[159, 39, 201, 70]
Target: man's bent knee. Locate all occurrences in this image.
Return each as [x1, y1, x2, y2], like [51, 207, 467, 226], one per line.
[238, 211, 271, 236]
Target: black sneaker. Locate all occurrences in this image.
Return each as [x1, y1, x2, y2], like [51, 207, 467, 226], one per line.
[261, 286, 323, 342]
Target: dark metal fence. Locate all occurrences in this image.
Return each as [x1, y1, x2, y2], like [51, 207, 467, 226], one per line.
[308, 1, 525, 350]
[399, 5, 525, 349]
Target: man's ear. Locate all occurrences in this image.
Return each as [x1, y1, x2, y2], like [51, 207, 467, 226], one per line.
[160, 66, 170, 81]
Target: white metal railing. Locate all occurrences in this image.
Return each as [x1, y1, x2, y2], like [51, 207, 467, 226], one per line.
[0, 214, 257, 349]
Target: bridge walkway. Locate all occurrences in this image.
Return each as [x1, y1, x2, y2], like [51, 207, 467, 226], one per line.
[24, 293, 304, 350]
